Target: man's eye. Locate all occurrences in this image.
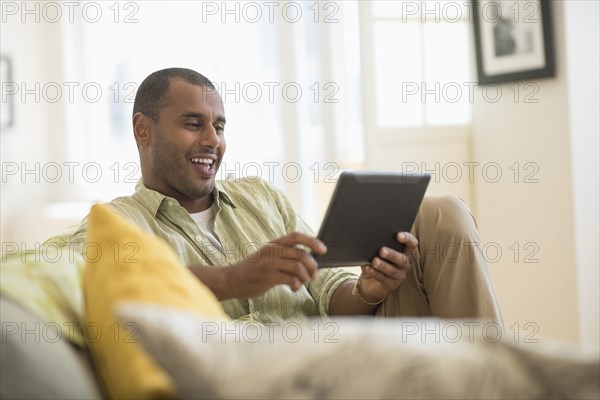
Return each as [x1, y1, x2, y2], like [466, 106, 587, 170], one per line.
[186, 122, 201, 128]
[215, 126, 225, 134]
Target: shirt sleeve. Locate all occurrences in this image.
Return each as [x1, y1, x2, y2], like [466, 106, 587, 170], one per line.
[262, 180, 357, 317]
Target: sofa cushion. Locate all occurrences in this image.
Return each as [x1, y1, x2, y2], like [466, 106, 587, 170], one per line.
[118, 302, 600, 400]
[0, 296, 102, 399]
[83, 204, 229, 399]
[0, 233, 87, 347]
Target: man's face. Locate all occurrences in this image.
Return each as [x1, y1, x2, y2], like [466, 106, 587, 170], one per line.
[145, 80, 226, 211]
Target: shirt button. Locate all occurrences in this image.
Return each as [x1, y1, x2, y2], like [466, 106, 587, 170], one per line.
[168, 201, 174, 207]
[195, 235, 202, 242]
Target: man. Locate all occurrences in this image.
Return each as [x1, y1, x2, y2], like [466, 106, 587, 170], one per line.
[69, 67, 502, 324]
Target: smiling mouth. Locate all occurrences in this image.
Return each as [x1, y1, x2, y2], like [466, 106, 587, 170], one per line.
[190, 157, 217, 176]
[190, 157, 214, 165]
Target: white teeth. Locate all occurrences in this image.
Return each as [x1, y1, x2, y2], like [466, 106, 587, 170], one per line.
[191, 158, 214, 165]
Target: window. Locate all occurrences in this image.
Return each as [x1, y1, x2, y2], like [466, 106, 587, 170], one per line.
[358, 1, 474, 202]
[58, 1, 472, 225]
[61, 1, 364, 228]
[369, 0, 472, 127]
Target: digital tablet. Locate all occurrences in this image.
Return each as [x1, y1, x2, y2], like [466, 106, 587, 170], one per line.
[313, 171, 430, 268]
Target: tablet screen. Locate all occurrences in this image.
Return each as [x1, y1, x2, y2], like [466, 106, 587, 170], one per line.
[313, 171, 430, 268]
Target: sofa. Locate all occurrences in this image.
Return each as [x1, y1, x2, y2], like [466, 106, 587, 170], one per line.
[0, 296, 102, 398]
[1, 204, 599, 399]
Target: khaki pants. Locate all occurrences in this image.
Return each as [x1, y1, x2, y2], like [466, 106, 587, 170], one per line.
[377, 196, 504, 325]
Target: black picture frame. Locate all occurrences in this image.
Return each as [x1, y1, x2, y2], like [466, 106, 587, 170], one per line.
[472, 0, 555, 85]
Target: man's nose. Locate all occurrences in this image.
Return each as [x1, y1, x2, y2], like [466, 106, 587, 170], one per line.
[200, 126, 220, 148]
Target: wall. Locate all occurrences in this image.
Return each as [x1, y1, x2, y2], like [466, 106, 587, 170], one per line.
[472, 1, 589, 343]
[1, 17, 72, 246]
[564, 0, 600, 347]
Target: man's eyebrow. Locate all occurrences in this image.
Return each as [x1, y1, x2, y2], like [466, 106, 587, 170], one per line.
[180, 112, 226, 124]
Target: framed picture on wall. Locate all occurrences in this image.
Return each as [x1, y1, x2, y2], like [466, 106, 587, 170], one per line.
[472, 0, 555, 85]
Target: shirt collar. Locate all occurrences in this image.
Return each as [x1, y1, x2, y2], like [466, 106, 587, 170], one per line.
[214, 180, 236, 209]
[132, 178, 236, 217]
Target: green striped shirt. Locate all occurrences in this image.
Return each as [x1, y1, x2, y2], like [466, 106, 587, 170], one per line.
[68, 178, 355, 323]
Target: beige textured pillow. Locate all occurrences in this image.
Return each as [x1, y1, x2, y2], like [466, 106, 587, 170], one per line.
[117, 304, 599, 400]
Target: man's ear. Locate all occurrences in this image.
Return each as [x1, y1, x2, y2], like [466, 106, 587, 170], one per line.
[133, 112, 153, 147]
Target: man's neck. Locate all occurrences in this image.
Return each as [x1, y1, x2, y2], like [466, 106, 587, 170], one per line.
[181, 196, 213, 214]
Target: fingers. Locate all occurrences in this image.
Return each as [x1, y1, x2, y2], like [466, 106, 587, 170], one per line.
[272, 231, 327, 255]
[377, 246, 411, 271]
[366, 232, 417, 279]
[271, 232, 324, 280]
[363, 241, 413, 285]
[233, 233, 325, 298]
[277, 249, 318, 281]
[370, 257, 407, 281]
[360, 263, 406, 293]
[271, 271, 304, 292]
[262, 233, 322, 282]
[396, 232, 418, 254]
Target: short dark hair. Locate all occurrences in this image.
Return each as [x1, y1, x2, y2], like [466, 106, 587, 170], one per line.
[132, 68, 216, 122]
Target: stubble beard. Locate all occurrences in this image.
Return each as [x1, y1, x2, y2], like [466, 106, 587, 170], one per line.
[152, 136, 218, 202]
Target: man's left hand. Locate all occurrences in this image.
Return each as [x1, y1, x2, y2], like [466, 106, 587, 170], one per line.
[358, 232, 418, 303]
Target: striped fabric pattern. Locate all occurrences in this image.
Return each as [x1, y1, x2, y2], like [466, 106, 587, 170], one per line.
[68, 178, 356, 323]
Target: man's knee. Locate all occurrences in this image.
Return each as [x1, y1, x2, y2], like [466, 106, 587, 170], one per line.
[418, 195, 477, 235]
[425, 195, 472, 218]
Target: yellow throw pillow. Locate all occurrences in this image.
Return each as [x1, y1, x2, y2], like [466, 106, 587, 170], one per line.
[83, 204, 230, 399]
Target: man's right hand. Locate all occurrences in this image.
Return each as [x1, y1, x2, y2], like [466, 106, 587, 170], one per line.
[189, 232, 327, 300]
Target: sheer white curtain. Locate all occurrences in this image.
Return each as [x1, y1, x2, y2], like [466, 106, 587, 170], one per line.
[59, 0, 472, 227]
[61, 1, 363, 229]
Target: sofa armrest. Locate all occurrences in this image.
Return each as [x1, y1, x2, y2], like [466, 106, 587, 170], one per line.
[0, 296, 102, 399]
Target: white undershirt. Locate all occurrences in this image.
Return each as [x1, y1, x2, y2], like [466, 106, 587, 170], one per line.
[189, 205, 223, 253]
